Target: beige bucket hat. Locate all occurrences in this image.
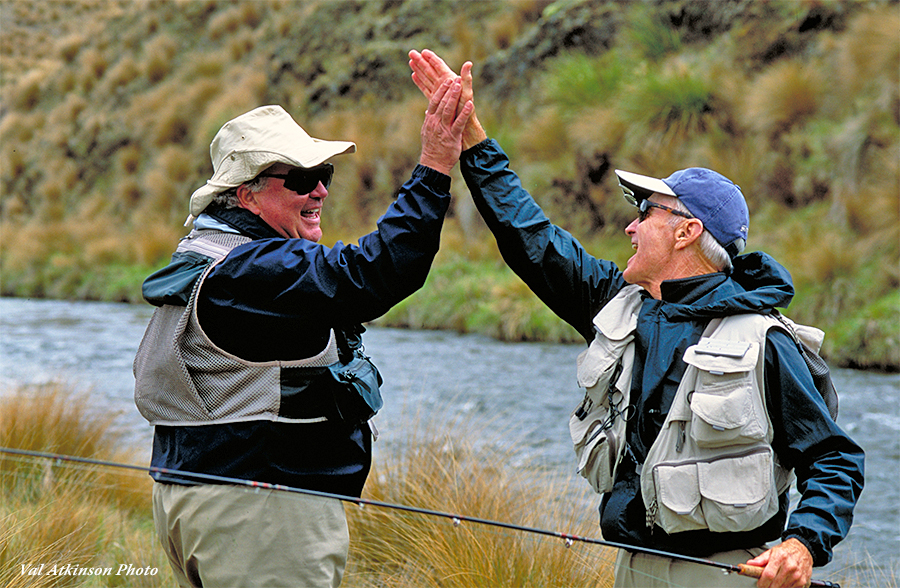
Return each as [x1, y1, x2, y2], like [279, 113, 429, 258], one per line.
[187, 105, 356, 223]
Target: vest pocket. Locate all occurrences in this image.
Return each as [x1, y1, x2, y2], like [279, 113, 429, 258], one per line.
[654, 462, 705, 532]
[651, 448, 778, 534]
[572, 417, 620, 494]
[689, 372, 766, 448]
[698, 449, 778, 532]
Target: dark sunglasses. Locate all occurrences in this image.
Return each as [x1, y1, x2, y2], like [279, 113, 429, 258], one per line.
[620, 183, 694, 222]
[260, 163, 333, 195]
[637, 199, 695, 222]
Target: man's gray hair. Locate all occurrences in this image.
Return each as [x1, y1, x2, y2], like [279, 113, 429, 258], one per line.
[212, 175, 271, 209]
[667, 198, 733, 272]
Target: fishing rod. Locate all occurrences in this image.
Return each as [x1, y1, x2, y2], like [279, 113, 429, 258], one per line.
[1, 446, 840, 588]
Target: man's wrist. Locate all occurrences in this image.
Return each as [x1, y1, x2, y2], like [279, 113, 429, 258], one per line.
[462, 115, 488, 151]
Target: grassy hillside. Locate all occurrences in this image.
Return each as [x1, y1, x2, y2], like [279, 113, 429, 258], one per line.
[1, 0, 898, 370]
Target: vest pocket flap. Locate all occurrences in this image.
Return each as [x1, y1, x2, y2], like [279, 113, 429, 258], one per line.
[656, 463, 701, 514]
[576, 339, 624, 388]
[697, 450, 772, 505]
[689, 389, 751, 431]
[684, 341, 759, 374]
[593, 284, 642, 340]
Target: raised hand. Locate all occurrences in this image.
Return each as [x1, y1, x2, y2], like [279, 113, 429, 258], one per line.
[418, 78, 474, 175]
[409, 49, 486, 150]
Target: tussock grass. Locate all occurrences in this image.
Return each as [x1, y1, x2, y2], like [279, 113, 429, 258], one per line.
[345, 411, 614, 588]
[0, 383, 167, 587]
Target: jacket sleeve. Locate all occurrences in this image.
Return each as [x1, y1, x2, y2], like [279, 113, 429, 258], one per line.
[460, 139, 626, 342]
[202, 164, 451, 327]
[765, 329, 865, 566]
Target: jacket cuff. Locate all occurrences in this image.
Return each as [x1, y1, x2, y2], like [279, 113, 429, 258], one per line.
[412, 163, 451, 193]
[782, 530, 826, 567]
[461, 138, 494, 160]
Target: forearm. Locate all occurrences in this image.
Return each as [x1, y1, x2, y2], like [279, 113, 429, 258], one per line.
[460, 139, 624, 338]
[765, 332, 866, 566]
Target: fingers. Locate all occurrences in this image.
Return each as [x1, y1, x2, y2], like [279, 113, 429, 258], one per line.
[409, 48, 460, 99]
[452, 100, 475, 134]
[431, 78, 462, 127]
[427, 78, 453, 115]
[418, 78, 469, 176]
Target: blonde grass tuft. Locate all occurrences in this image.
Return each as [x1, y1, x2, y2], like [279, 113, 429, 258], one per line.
[142, 34, 178, 84]
[56, 33, 86, 64]
[516, 107, 570, 164]
[101, 53, 142, 92]
[77, 47, 109, 93]
[208, 2, 262, 40]
[131, 219, 186, 267]
[743, 59, 823, 138]
[344, 408, 615, 588]
[832, 5, 900, 106]
[7, 67, 51, 111]
[0, 384, 170, 588]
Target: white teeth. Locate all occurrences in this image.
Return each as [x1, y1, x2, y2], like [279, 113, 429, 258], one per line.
[632, 244, 638, 250]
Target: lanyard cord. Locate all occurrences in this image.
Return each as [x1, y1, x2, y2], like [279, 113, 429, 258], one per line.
[0, 446, 840, 588]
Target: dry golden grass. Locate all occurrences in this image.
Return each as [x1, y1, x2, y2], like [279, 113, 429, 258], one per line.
[0, 383, 887, 587]
[743, 58, 824, 138]
[0, 383, 614, 588]
[345, 410, 614, 588]
[0, 383, 167, 587]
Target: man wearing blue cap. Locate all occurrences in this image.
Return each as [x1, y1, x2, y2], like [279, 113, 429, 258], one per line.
[409, 50, 864, 588]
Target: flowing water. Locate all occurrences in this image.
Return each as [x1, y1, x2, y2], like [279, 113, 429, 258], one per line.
[1, 297, 897, 579]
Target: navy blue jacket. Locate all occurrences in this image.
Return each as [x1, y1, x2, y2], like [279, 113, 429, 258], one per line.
[144, 164, 451, 497]
[460, 139, 864, 566]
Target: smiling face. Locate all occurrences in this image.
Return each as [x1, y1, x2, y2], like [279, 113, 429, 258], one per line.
[622, 193, 716, 298]
[237, 163, 328, 241]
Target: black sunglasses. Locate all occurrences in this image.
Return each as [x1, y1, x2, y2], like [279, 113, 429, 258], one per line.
[260, 163, 333, 195]
[620, 183, 694, 222]
[637, 199, 695, 222]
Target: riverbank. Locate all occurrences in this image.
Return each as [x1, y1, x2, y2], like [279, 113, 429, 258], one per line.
[1, 216, 896, 372]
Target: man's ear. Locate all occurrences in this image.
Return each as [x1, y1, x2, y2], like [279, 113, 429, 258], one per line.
[673, 218, 704, 250]
[236, 184, 260, 215]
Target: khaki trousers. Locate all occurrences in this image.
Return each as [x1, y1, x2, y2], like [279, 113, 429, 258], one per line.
[614, 546, 766, 588]
[153, 482, 349, 588]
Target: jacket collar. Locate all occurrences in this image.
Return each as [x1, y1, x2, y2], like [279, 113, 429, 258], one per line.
[656, 251, 795, 321]
[205, 205, 282, 240]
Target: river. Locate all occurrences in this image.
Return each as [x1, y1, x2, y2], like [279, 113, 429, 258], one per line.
[0, 297, 897, 580]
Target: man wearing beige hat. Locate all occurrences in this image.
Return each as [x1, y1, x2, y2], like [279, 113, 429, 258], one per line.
[134, 80, 472, 587]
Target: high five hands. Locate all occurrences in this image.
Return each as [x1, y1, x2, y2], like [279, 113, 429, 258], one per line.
[410, 49, 487, 151]
[418, 77, 474, 176]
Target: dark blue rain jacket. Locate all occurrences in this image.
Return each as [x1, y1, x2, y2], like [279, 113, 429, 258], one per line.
[143, 165, 451, 497]
[460, 139, 864, 566]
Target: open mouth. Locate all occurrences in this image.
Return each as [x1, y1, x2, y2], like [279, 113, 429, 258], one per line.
[301, 208, 321, 219]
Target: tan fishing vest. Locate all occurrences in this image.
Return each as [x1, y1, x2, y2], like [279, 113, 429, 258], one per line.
[569, 285, 642, 494]
[133, 229, 341, 426]
[570, 289, 796, 535]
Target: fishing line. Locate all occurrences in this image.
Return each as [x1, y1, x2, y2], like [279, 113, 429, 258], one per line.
[0, 446, 841, 588]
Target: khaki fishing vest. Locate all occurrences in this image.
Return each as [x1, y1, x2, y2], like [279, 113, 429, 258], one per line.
[569, 285, 642, 494]
[133, 229, 342, 426]
[570, 288, 795, 535]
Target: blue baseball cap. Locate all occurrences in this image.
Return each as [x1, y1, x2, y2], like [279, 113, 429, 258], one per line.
[615, 167, 749, 258]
